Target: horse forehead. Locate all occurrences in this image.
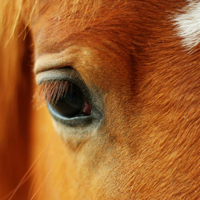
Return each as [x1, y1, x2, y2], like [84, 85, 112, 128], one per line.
[32, 1, 137, 57]
[31, 0, 192, 56]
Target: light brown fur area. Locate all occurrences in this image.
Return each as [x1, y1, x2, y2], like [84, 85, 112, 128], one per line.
[0, 0, 200, 199]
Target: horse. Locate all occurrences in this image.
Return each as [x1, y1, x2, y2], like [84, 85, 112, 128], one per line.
[0, 0, 200, 199]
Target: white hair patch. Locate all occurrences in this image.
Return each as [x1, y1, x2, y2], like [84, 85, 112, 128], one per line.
[174, 2, 200, 50]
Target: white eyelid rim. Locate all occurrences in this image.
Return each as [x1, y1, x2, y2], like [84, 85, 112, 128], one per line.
[36, 70, 68, 85]
[35, 67, 81, 85]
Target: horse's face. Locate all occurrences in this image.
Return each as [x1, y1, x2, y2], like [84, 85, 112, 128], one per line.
[24, 0, 200, 199]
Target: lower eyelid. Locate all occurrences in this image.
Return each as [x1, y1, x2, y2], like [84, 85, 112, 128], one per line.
[47, 102, 93, 127]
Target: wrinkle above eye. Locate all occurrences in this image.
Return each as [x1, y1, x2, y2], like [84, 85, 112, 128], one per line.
[34, 46, 81, 74]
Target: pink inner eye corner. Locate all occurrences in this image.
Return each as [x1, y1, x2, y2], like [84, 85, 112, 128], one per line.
[82, 100, 91, 115]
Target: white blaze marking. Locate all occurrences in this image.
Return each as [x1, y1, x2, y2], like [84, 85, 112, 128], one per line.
[174, 2, 200, 50]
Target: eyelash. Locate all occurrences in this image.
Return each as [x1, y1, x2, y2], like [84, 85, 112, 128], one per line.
[38, 80, 69, 105]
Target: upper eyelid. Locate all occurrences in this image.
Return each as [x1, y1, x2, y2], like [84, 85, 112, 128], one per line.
[36, 68, 92, 103]
[36, 67, 82, 85]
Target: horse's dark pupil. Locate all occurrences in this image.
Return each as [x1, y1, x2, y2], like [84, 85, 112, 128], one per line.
[52, 83, 84, 117]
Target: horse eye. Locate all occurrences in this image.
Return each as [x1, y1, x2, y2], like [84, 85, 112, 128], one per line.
[50, 83, 91, 118]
